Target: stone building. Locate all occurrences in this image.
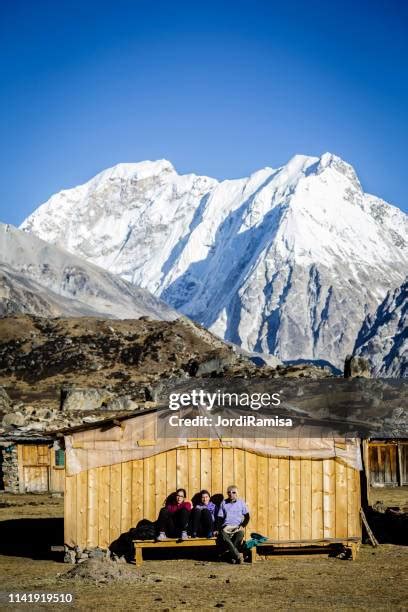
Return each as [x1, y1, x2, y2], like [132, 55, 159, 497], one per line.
[0, 435, 65, 493]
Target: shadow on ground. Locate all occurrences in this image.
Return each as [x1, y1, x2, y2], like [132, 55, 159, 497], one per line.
[0, 518, 64, 560]
[366, 509, 408, 545]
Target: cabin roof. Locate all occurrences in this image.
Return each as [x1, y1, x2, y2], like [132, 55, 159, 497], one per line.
[49, 407, 158, 437]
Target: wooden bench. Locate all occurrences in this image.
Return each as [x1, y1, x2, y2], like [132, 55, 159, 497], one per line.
[133, 536, 361, 566]
[252, 537, 361, 561]
[133, 537, 217, 566]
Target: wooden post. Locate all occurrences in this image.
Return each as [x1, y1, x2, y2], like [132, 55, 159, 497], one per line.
[349, 541, 360, 560]
[397, 443, 403, 486]
[17, 445, 25, 493]
[361, 441, 371, 508]
[134, 545, 143, 567]
[360, 508, 378, 547]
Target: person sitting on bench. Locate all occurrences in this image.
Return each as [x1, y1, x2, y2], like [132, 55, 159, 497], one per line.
[191, 490, 217, 538]
[157, 488, 192, 541]
[215, 485, 250, 564]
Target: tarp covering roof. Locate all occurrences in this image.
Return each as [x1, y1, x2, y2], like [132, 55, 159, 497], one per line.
[65, 409, 362, 475]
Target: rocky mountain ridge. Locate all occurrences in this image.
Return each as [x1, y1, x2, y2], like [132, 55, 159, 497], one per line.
[0, 223, 177, 321]
[354, 279, 407, 377]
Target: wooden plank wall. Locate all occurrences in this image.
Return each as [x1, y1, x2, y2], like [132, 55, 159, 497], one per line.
[368, 442, 408, 488]
[23, 467, 49, 492]
[50, 450, 65, 493]
[17, 445, 65, 493]
[19, 444, 49, 493]
[401, 444, 408, 485]
[65, 447, 361, 549]
[21, 444, 50, 467]
[368, 444, 398, 486]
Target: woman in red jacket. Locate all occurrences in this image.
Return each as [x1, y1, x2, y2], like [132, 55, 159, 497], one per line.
[157, 488, 192, 540]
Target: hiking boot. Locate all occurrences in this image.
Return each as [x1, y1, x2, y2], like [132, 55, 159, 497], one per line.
[181, 531, 189, 540]
[157, 532, 167, 541]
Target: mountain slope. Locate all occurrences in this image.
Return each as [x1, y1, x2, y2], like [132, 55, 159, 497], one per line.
[354, 279, 407, 377]
[21, 154, 408, 368]
[0, 223, 178, 320]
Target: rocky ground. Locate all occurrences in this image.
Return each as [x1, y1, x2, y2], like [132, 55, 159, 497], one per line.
[0, 314, 330, 434]
[0, 315, 238, 403]
[0, 493, 407, 611]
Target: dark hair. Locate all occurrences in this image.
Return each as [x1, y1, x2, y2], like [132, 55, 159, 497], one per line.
[200, 489, 210, 497]
[176, 488, 187, 497]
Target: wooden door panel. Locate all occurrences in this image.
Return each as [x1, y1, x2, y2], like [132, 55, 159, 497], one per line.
[23, 467, 49, 492]
[369, 445, 398, 486]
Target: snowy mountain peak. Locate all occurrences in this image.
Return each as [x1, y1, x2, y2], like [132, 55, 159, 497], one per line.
[20, 154, 408, 369]
[316, 152, 362, 191]
[94, 159, 176, 182]
[285, 153, 319, 174]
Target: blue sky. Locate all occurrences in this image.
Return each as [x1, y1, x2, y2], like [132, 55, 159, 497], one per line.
[1, 0, 407, 226]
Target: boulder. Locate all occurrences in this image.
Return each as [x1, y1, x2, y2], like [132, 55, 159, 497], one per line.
[104, 396, 139, 411]
[61, 387, 116, 411]
[35, 407, 52, 420]
[344, 355, 371, 378]
[64, 550, 76, 564]
[19, 422, 48, 432]
[2, 411, 26, 427]
[0, 386, 11, 411]
[195, 357, 233, 377]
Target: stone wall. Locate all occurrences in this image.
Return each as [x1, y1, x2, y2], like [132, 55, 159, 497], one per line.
[0, 443, 19, 493]
[64, 545, 111, 564]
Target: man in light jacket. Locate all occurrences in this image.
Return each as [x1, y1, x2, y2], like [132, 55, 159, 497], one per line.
[215, 485, 250, 564]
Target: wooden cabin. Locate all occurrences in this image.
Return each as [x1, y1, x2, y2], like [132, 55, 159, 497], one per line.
[63, 411, 362, 552]
[363, 439, 408, 509]
[0, 437, 65, 494]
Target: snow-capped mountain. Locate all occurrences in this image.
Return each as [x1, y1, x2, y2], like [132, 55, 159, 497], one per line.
[354, 279, 407, 377]
[0, 223, 178, 320]
[21, 154, 408, 368]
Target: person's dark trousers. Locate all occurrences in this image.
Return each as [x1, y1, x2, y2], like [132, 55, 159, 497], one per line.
[191, 508, 213, 536]
[157, 507, 191, 537]
[218, 528, 244, 560]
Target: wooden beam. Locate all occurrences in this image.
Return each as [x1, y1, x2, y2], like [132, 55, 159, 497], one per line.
[133, 538, 217, 567]
[360, 508, 378, 547]
[397, 444, 403, 487]
[255, 536, 360, 545]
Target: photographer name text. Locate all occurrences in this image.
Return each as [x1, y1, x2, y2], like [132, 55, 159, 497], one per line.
[168, 414, 293, 427]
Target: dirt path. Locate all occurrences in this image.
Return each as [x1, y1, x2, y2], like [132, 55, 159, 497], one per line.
[0, 494, 407, 611]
